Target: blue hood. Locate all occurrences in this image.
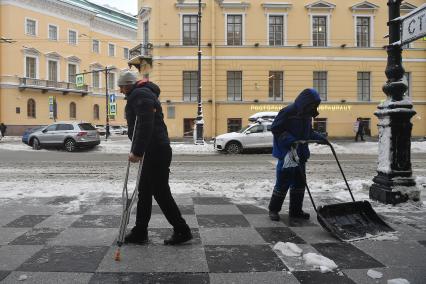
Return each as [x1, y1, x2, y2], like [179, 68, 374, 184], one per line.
[294, 88, 321, 117]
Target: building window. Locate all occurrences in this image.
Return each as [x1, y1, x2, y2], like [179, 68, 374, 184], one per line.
[107, 73, 115, 90]
[48, 25, 58, 41]
[25, 57, 37, 78]
[227, 118, 242, 133]
[312, 16, 327, 47]
[227, 71, 242, 101]
[93, 104, 100, 120]
[183, 71, 198, 102]
[356, 17, 370, 47]
[48, 60, 58, 82]
[25, 19, 36, 36]
[123, 47, 129, 59]
[269, 71, 283, 101]
[68, 30, 77, 45]
[357, 72, 370, 101]
[167, 106, 175, 119]
[313, 118, 327, 135]
[27, 99, 36, 118]
[183, 118, 195, 137]
[404, 72, 411, 96]
[182, 15, 198, 46]
[313, 71, 327, 101]
[92, 40, 100, 53]
[108, 44, 115, 57]
[70, 102, 76, 119]
[269, 15, 284, 46]
[92, 72, 100, 88]
[227, 15, 243, 46]
[68, 64, 77, 83]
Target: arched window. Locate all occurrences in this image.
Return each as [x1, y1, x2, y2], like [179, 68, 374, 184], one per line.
[70, 102, 76, 119]
[93, 104, 100, 120]
[27, 99, 36, 118]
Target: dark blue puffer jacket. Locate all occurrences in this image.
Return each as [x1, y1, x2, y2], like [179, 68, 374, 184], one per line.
[271, 88, 324, 161]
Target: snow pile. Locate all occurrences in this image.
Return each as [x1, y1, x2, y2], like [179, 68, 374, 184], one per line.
[388, 279, 410, 284]
[303, 253, 338, 273]
[18, 275, 28, 281]
[367, 269, 383, 279]
[273, 242, 303, 257]
[309, 141, 426, 155]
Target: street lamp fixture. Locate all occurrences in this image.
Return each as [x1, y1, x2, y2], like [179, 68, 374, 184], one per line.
[194, 0, 205, 145]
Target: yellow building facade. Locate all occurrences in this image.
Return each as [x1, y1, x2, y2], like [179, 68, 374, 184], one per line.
[136, 0, 426, 138]
[0, 0, 137, 135]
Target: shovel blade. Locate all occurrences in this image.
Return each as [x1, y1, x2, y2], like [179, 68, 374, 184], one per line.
[317, 201, 394, 241]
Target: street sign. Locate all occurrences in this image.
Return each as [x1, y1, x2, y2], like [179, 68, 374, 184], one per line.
[109, 93, 116, 104]
[109, 103, 117, 116]
[399, 3, 426, 45]
[75, 74, 84, 87]
[48, 96, 54, 119]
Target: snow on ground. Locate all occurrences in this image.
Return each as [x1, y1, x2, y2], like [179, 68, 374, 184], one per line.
[273, 242, 303, 257]
[310, 141, 426, 155]
[303, 252, 338, 273]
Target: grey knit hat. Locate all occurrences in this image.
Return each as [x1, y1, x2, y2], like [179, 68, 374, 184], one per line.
[117, 70, 138, 86]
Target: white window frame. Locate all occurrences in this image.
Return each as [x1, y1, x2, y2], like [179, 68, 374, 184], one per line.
[107, 72, 116, 90]
[224, 13, 246, 46]
[25, 18, 38, 36]
[179, 13, 198, 46]
[92, 71, 102, 88]
[123, 47, 129, 59]
[266, 13, 288, 46]
[24, 55, 39, 79]
[46, 58, 60, 82]
[357, 71, 372, 102]
[48, 24, 59, 41]
[108, 43, 116, 57]
[92, 39, 100, 53]
[68, 29, 78, 45]
[66, 62, 79, 83]
[353, 15, 375, 48]
[309, 13, 331, 47]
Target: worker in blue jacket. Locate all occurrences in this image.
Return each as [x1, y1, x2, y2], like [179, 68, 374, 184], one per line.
[269, 88, 327, 221]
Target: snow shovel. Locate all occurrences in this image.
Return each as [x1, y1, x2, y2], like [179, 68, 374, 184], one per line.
[295, 140, 394, 242]
[114, 118, 144, 261]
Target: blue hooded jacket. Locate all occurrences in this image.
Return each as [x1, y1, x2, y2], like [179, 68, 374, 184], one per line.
[271, 88, 324, 161]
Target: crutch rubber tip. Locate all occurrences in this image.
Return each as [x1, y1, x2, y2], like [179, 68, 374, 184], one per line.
[114, 249, 121, 261]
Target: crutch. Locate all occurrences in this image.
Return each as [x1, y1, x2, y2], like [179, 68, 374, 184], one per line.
[114, 118, 143, 261]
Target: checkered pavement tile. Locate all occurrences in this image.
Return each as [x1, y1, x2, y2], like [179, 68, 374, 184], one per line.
[1, 194, 423, 284]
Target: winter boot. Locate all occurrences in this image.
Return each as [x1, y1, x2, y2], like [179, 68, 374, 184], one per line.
[164, 226, 193, 245]
[124, 227, 148, 244]
[268, 190, 287, 221]
[289, 188, 310, 220]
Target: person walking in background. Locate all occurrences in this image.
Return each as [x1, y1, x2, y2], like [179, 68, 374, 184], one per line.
[0, 123, 7, 139]
[354, 117, 365, 142]
[268, 88, 327, 221]
[118, 70, 192, 245]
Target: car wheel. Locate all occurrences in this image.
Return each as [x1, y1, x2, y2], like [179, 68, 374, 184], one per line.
[226, 141, 242, 154]
[32, 138, 41, 150]
[64, 138, 76, 152]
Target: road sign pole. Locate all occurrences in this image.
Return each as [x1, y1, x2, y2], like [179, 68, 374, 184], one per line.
[105, 67, 110, 141]
[369, 0, 417, 204]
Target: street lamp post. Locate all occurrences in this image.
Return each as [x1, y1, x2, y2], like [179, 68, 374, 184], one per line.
[194, 0, 205, 145]
[369, 0, 417, 204]
[105, 66, 110, 141]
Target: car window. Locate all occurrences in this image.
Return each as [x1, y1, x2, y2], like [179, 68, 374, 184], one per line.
[112, 126, 120, 129]
[266, 125, 272, 131]
[57, 124, 74, 131]
[79, 123, 96, 130]
[249, 125, 264, 133]
[45, 125, 57, 132]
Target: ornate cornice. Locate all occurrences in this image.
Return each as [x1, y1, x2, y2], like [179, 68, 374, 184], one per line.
[45, 51, 62, 59]
[262, 2, 293, 10]
[67, 56, 81, 63]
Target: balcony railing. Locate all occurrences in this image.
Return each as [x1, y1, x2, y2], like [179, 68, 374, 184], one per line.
[19, 77, 88, 95]
[129, 43, 152, 58]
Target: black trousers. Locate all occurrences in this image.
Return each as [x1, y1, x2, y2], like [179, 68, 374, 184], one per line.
[135, 145, 188, 231]
[355, 131, 364, 141]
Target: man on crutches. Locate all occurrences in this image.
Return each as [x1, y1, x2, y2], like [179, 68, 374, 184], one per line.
[118, 70, 192, 245]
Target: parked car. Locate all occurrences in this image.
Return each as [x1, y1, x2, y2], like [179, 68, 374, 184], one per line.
[95, 125, 106, 136]
[27, 122, 100, 152]
[110, 125, 128, 135]
[214, 120, 273, 154]
[248, 112, 278, 122]
[22, 126, 46, 144]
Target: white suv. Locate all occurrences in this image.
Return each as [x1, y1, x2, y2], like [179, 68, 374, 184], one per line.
[214, 121, 273, 154]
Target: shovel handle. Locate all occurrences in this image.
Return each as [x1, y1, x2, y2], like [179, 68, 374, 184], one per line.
[294, 140, 356, 202]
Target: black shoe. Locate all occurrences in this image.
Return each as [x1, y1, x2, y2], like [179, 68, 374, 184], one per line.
[124, 227, 148, 244]
[269, 211, 280, 221]
[164, 229, 193, 245]
[289, 211, 310, 219]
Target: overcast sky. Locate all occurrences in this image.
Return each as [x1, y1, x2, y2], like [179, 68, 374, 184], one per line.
[90, 0, 138, 15]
